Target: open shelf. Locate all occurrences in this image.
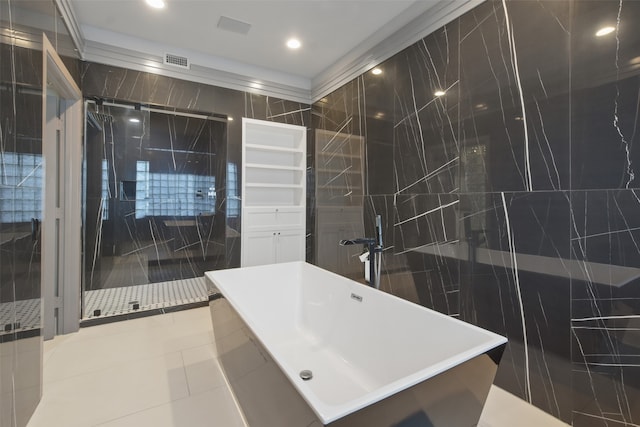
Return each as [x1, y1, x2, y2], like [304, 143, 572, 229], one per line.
[245, 143, 300, 153]
[246, 163, 304, 171]
[245, 127, 304, 151]
[241, 118, 307, 266]
[243, 118, 306, 210]
[245, 166, 304, 186]
[245, 149, 303, 170]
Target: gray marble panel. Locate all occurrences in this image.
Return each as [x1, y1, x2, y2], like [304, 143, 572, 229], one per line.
[570, 190, 640, 426]
[459, 1, 570, 193]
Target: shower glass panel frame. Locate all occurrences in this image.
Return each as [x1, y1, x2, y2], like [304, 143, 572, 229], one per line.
[82, 100, 228, 319]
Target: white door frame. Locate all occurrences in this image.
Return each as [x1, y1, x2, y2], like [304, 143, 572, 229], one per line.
[41, 34, 82, 339]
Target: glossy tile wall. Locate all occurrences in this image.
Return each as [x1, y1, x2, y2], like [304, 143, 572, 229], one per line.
[313, 1, 640, 426]
[80, 62, 312, 274]
[83, 103, 228, 294]
[0, 1, 80, 426]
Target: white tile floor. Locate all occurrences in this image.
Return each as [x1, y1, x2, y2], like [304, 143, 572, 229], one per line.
[27, 307, 569, 427]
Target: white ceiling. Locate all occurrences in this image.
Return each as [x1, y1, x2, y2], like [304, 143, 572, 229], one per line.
[71, 0, 433, 81]
[70, 0, 437, 80]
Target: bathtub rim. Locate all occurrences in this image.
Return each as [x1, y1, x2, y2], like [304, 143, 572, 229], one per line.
[206, 261, 507, 424]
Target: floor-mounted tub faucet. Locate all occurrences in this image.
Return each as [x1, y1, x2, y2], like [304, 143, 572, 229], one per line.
[339, 215, 384, 289]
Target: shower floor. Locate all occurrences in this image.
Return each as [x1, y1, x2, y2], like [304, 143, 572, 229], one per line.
[83, 276, 213, 320]
[0, 298, 41, 336]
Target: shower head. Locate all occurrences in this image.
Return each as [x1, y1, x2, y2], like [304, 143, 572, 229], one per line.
[87, 111, 114, 131]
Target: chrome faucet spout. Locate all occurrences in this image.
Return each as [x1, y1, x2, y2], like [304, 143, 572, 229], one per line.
[339, 238, 376, 246]
[339, 215, 384, 289]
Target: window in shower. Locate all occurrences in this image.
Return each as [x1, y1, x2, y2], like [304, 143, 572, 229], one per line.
[0, 153, 43, 223]
[226, 163, 239, 218]
[134, 160, 216, 218]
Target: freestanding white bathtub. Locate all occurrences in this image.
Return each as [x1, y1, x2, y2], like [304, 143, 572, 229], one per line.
[206, 262, 507, 427]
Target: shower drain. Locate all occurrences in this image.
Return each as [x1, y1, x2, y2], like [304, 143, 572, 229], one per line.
[299, 370, 313, 381]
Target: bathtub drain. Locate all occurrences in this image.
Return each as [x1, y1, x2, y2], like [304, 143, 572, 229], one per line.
[299, 370, 313, 381]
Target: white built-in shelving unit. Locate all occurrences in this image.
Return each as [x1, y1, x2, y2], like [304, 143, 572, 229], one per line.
[241, 118, 306, 267]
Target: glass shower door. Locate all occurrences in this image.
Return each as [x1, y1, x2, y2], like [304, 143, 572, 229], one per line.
[82, 102, 227, 319]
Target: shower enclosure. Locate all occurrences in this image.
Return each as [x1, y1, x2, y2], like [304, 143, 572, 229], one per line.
[82, 101, 227, 318]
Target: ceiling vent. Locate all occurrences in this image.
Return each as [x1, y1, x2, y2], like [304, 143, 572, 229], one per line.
[217, 16, 251, 35]
[164, 53, 190, 69]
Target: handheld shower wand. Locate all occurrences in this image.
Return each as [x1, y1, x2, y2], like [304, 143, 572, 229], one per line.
[374, 215, 383, 289]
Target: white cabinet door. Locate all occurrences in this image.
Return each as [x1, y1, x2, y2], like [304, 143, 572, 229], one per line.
[275, 228, 305, 263]
[242, 228, 305, 267]
[242, 231, 277, 267]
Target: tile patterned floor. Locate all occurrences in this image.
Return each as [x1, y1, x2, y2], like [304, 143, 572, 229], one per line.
[83, 277, 212, 319]
[28, 307, 570, 427]
[0, 298, 40, 336]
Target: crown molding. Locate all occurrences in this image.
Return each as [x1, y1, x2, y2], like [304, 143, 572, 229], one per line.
[311, 0, 485, 102]
[54, 0, 85, 56]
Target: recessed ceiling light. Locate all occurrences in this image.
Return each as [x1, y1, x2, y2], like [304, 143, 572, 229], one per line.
[145, 0, 165, 9]
[434, 90, 446, 97]
[286, 38, 301, 49]
[596, 26, 615, 37]
[129, 118, 140, 123]
[515, 116, 524, 121]
[372, 68, 382, 75]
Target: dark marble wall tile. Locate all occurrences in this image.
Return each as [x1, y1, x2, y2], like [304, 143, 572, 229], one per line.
[460, 191, 571, 260]
[312, 79, 367, 276]
[394, 22, 460, 195]
[459, 1, 570, 193]
[83, 104, 228, 291]
[364, 195, 424, 304]
[360, 64, 395, 196]
[392, 194, 459, 316]
[80, 63, 312, 272]
[570, 189, 640, 426]
[312, 1, 580, 425]
[459, 192, 572, 422]
[571, 1, 640, 191]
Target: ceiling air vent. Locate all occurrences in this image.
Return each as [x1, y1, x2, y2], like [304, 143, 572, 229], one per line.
[164, 53, 190, 69]
[217, 16, 251, 35]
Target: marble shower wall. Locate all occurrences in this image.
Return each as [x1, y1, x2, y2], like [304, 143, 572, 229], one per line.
[313, 1, 640, 426]
[80, 63, 312, 275]
[84, 103, 229, 292]
[0, 1, 80, 426]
